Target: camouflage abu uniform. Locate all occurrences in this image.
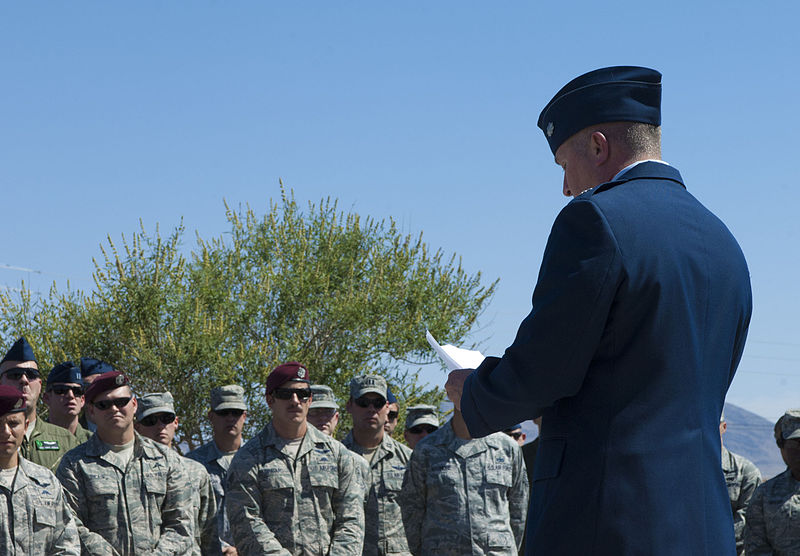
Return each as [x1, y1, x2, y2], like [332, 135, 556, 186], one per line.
[226, 421, 365, 555]
[722, 446, 761, 555]
[0, 457, 80, 555]
[181, 455, 221, 556]
[186, 439, 234, 548]
[56, 432, 194, 555]
[342, 430, 412, 555]
[400, 421, 529, 555]
[744, 469, 800, 555]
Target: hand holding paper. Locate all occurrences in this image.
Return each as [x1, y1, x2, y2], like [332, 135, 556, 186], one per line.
[426, 330, 485, 411]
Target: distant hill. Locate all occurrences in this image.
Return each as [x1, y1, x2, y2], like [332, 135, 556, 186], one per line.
[723, 402, 785, 479]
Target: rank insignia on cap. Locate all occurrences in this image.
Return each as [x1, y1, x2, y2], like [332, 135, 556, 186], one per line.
[297, 368, 306, 378]
[547, 122, 554, 137]
[115, 374, 126, 386]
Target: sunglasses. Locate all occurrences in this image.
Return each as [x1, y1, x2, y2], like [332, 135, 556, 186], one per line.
[2, 368, 41, 381]
[139, 413, 175, 427]
[273, 388, 312, 401]
[49, 385, 84, 397]
[93, 397, 132, 411]
[214, 409, 245, 418]
[387, 411, 399, 421]
[409, 425, 438, 435]
[506, 431, 523, 440]
[354, 397, 386, 409]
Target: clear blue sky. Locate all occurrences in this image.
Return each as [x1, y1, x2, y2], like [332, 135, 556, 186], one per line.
[2, 2, 798, 422]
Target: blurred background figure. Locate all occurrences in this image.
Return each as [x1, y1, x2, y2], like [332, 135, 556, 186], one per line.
[43, 361, 91, 443]
[308, 384, 340, 436]
[384, 386, 399, 436]
[403, 405, 439, 449]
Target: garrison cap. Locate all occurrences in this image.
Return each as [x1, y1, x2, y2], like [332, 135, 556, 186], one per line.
[137, 391, 175, 420]
[503, 423, 524, 432]
[310, 385, 338, 410]
[80, 357, 114, 377]
[0, 385, 26, 416]
[776, 409, 800, 442]
[386, 386, 397, 404]
[537, 66, 662, 154]
[265, 362, 310, 396]
[405, 404, 439, 429]
[85, 371, 130, 403]
[47, 361, 83, 386]
[1, 336, 36, 366]
[350, 375, 387, 400]
[210, 384, 247, 411]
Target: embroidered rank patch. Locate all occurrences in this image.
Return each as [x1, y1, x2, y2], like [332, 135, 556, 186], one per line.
[34, 440, 60, 451]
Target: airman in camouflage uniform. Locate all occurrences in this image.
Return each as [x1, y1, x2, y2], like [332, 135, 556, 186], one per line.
[0, 337, 82, 472]
[226, 362, 365, 555]
[187, 384, 249, 555]
[56, 371, 194, 555]
[343, 375, 412, 556]
[0, 384, 81, 555]
[400, 411, 528, 555]
[745, 409, 800, 555]
[135, 391, 220, 556]
[720, 412, 761, 555]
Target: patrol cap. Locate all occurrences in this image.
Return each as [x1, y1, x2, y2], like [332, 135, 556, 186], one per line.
[137, 391, 175, 420]
[310, 385, 338, 410]
[350, 375, 387, 400]
[0, 385, 26, 416]
[386, 386, 397, 404]
[405, 404, 439, 429]
[85, 371, 130, 403]
[537, 66, 662, 155]
[47, 361, 83, 387]
[1, 336, 37, 366]
[210, 384, 247, 411]
[80, 356, 114, 377]
[265, 362, 310, 396]
[776, 409, 800, 442]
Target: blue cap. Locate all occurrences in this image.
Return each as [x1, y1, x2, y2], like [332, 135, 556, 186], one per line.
[48, 361, 83, 386]
[537, 66, 662, 155]
[1, 336, 36, 365]
[386, 386, 397, 404]
[503, 423, 523, 432]
[80, 357, 113, 377]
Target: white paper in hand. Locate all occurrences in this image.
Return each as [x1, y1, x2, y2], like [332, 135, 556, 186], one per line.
[425, 330, 485, 371]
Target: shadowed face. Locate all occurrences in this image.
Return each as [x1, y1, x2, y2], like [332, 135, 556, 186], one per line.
[0, 361, 42, 413]
[87, 385, 136, 435]
[347, 393, 388, 435]
[135, 412, 178, 446]
[266, 381, 311, 428]
[0, 411, 27, 464]
[43, 382, 85, 420]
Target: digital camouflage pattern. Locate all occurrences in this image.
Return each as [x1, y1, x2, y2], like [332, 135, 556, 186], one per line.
[226, 422, 365, 555]
[722, 446, 761, 555]
[745, 468, 800, 555]
[0, 457, 80, 555]
[181, 455, 221, 556]
[400, 422, 528, 555]
[342, 430, 412, 556]
[56, 432, 194, 556]
[21, 418, 82, 472]
[186, 439, 235, 549]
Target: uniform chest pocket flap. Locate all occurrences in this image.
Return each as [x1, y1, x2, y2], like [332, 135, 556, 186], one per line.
[34, 506, 57, 528]
[143, 472, 167, 496]
[308, 465, 339, 490]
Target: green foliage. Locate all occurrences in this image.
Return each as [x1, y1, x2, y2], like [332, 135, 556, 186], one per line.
[0, 187, 495, 450]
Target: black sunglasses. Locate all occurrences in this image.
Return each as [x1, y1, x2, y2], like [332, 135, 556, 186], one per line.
[409, 425, 438, 435]
[2, 368, 40, 381]
[387, 411, 399, 420]
[214, 409, 245, 418]
[49, 385, 84, 397]
[354, 396, 386, 409]
[139, 413, 175, 427]
[93, 397, 132, 411]
[273, 388, 312, 401]
[506, 431, 523, 440]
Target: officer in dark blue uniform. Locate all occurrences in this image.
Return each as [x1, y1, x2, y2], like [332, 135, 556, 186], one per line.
[446, 66, 752, 555]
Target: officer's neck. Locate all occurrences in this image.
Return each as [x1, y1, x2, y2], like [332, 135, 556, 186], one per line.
[48, 412, 81, 435]
[352, 426, 384, 450]
[273, 419, 307, 441]
[0, 449, 18, 470]
[97, 425, 135, 446]
[451, 410, 472, 440]
[213, 433, 242, 453]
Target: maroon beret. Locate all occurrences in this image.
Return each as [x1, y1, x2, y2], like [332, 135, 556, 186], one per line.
[0, 385, 26, 416]
[265, 361, 310, 395]
[85, 371, 130, 403]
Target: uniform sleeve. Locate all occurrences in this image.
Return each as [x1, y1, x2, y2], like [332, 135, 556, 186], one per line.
[732, 461, 761, 553]
[153, 454, 195, 556]
[399, 449, 427, 555]
[225, 453, 291, 555]
[508, 444, 529, 550]
[744, 483, 771, 555]
[328, 449, 366, 555]
[47, 478, 82, 555]
[462, 199, 623, 436]
[197, 468, 222, 556]
[55, 457, 122, 556]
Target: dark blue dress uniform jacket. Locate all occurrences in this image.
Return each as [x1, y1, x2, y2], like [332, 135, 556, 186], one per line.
[461, 162, 752, 555]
